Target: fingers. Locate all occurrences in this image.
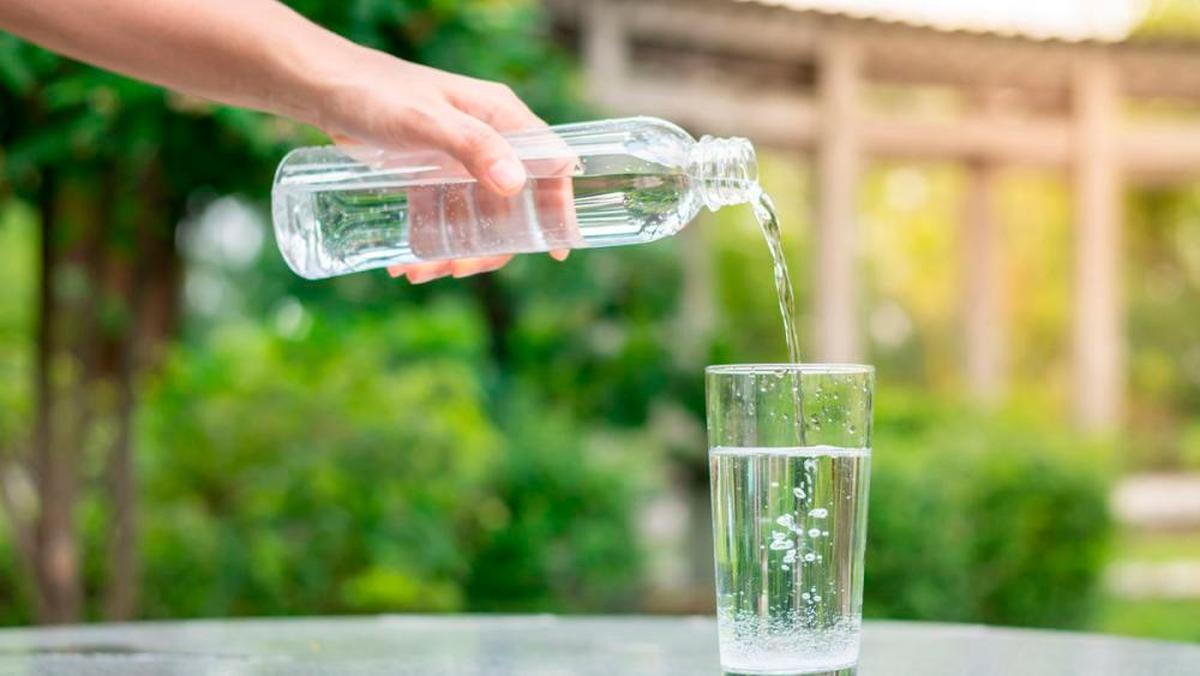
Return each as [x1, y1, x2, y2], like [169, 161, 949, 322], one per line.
[410, 106, 527, 196]
[451, 255, 512, 277]
[389, 256, 513, 284]
[357, 73, 578, 279]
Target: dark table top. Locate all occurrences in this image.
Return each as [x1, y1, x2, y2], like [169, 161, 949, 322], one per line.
[0, 615, 1196, 675]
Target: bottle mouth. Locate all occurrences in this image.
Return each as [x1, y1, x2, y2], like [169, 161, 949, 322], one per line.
[691, 136, 759, 210]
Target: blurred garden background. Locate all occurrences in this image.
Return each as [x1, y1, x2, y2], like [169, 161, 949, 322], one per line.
[0, 0, 1198, 645]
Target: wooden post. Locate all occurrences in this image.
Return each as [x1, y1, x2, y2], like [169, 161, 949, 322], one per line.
[583, 0, 627, 110]
[814, 32, 862, 362]
[1072, 54, 1123, 430]
[962, 160, 1006, 403]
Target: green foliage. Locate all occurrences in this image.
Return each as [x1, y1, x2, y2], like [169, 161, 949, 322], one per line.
[139, 308, 501, 616]
[1135, 1, 1200, 40]
[1126, 186, 1200, 469]
[501, 245, 689, 428]
[137, 301, 654, 617]
[0, 0, 616, 622]
[866, 391, 1114, 628]
[466, 391, 652, 611]
[1183, 421, 1200, 471]
[0, 203, 34, 448]
[0, 0, 1161, 638]
[1100, 598, 1200, 643]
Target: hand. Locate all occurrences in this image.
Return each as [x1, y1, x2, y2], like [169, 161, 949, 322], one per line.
[315, 48, 572, 283]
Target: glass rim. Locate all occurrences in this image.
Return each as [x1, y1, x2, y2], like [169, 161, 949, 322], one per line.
[705, 363, 874, 376]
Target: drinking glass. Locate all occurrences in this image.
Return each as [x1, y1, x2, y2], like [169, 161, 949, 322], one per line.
[707, 364, 873, 675]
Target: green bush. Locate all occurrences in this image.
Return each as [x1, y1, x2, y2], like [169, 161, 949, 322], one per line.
[139, 308, 501, 616]
[865, 391, 1114, 628]
[465, 389, 656, 612]
[135, 304, 655, 618]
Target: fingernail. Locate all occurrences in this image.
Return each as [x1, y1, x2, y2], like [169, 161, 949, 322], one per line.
[488, 157, 526, 194]
[387, 266, 406, 278]
[550, 249, 570, 262]
[408, 271, 433, 284]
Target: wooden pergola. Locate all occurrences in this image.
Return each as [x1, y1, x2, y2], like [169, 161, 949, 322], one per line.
[549, 0, 1200, 430]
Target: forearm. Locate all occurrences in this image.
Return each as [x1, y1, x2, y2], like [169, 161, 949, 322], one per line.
[0, 0, 353, 127]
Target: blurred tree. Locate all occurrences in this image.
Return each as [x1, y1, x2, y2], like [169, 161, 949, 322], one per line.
[0, 37, 290, 622]
[0, 0, 580, 623]
[1126, 186, 1200, 468]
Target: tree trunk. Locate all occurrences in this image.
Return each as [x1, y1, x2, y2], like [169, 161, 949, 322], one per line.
[32, 171, 84, 624]
[473, 274, 512, 364]
[101, 359, 136, 620]
[31, 167, 54, 623]
[101, 159, 178, 620]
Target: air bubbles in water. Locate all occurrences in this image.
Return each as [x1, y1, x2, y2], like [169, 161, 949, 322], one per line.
[770, 531, 795, 550]
[809, 508, 828, 519]
[808, 528, 822, 538]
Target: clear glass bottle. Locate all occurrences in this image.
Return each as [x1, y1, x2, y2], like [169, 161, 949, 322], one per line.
[271, 116, 758, 279]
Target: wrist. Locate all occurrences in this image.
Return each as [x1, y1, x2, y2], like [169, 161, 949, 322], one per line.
[274, 29, 369, 133]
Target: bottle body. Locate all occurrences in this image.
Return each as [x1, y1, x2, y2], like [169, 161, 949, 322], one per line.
[272, 116, 756, 279]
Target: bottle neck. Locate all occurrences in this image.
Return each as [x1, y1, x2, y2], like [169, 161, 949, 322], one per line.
[689, 135, 759, 211]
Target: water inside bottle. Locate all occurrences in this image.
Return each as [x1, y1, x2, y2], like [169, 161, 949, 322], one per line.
[276, 171, 699, 279]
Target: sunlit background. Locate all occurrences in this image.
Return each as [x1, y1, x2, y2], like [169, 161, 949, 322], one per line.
[0, 0, 1198, 643]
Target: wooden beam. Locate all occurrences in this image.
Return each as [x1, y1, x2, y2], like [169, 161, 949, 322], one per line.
[1122, 124, 1200, 178]
[620, 0, 819, 62]
[552, 0, 1200, 102]
[592, 69, 1200, 178]
[860, 113, 1071, 166]
[1072, 55, 1124, 430]
[814, 32, 863, 362]
[599, 75, 817, 147]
